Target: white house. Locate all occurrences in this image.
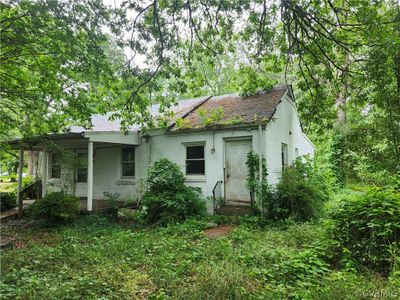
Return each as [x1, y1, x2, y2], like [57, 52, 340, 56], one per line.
[10, 86, 314, 214]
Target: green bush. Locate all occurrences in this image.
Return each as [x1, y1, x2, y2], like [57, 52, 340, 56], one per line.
[0, 192, 16, 210]
[272, 159, 329, 221]
[138, 159, 206, 225]
[29, 191, 80, 223]
[327, 189, 400, 273]
[146, 158, 186, 194]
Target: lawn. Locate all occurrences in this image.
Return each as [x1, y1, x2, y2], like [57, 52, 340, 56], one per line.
[0, 176, 34, 193]
[0, 182, 17, 193]
[1, 214, 398, 299]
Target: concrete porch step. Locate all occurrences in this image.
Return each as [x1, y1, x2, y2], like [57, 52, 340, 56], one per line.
[226, 200, 252, 207]
[215, 205, 253, 216]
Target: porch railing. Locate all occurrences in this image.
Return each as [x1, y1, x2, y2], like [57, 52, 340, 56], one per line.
[212, 180, 223, 215]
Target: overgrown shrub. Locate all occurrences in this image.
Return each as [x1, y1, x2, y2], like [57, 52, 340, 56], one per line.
[0, 192, 16, 210]
[326, 189, 400, 273]
[29, 191, 80, 223]
[137, 158, 206, 225]
[272, 159, 329, 221]
[146, 158, 185, 194]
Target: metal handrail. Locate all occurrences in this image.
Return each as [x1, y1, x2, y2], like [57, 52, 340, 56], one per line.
[212, 180, 223, 215]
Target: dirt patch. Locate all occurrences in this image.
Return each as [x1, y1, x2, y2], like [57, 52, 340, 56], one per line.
[204, 225, 234, 239]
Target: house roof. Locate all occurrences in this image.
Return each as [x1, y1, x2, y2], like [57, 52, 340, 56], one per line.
[169, 86, 288, 131]
[70, 85, 289, 133]
[69, 95, 211, 133]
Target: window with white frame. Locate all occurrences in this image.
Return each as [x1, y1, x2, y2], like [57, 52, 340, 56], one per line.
[121, 147, 135, 177]
[185, 144, 205, 175]
[50, 153, 61, 179]
[76, 152, 87, 182]
[281, 143, 288, 170]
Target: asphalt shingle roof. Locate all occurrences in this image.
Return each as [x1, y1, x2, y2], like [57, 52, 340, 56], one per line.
[71, 86, 289, 132]
[169, 86, 288, 131]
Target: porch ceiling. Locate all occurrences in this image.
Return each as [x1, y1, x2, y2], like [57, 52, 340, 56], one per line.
[8, 131, 141, 150]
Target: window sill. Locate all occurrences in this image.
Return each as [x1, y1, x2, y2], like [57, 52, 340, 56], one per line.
[48, 178, 61, 183]
[117, 179, 136, 185]
[185, 176, 206, 182]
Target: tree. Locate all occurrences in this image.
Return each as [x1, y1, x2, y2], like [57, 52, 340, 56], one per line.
[2, 0, 398, 185]
[0, 0, 123, 140]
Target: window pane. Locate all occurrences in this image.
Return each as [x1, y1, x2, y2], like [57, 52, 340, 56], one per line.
[186, 160, 205, 175]
[281, 143, 288, 168]
[51, 165, 61, 178]
[122, 148, 135, 162]
[186, 146, 204, 159]
[77, 168, 87, 182]
[122, 163, 135, 176]
[52, 153, 61, 164]
[77, 153, 87, 168]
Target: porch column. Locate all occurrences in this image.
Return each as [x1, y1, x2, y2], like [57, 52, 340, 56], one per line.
[42, 150, 48, 198]
[17, 148, 24, 219]
[258, 124, 264, 219]
[87, 141, 93, 212]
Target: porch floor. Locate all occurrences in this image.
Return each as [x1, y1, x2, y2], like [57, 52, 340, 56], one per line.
[0, 200, 36, 221]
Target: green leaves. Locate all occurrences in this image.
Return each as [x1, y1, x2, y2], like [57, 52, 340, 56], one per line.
[0, 1, 121, 139]
[28, 191, 80, 224]
[138, 158, 206, 225]
[327, 188, 400, 273]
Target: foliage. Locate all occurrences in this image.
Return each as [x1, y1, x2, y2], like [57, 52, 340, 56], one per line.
[245, 151, 272, 215]
[196, 107, 224, 127]
[235, 65, 275, 97]
[0, 176, 34, 193]
[175, 117, 191, 129]
[29, 192, 80, 224]
[329, 127, 346, 187]
[0, 192, 16, 210]
[1, 215, 397, 299]
[326, 188, 400, 273]
[138, 159, 206, 225]
[0, 0, 124, 140]
[146, 158, 186, 195]
[273, 159, 329, 221]
[103, 191, 120, 210]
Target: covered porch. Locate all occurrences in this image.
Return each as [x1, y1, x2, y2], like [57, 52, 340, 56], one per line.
[9, 131, 141, 217]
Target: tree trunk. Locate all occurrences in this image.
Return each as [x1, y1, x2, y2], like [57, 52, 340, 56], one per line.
[331, 67, 348, 187]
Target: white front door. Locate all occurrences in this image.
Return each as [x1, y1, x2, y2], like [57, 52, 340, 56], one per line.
[225, 139, 252, 203]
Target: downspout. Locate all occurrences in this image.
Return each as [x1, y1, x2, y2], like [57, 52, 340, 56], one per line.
[258, 124, 263, 218]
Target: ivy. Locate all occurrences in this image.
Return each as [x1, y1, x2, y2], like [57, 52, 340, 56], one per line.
[245, 151, 272, 216]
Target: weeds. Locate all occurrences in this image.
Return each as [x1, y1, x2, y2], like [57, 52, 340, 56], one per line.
[1, 214, 398, 299]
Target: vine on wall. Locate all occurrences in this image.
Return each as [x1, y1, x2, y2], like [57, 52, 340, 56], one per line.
[245, 151, 272, 216]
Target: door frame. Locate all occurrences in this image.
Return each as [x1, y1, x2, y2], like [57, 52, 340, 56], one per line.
[223, 136, 253, 203]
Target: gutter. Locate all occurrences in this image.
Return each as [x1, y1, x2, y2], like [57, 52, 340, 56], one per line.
[165, 123, 265, 135]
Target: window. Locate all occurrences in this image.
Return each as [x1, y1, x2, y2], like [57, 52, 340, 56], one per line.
[121, 147, 135, 177]
[50, 153, 61, 179]
[186, 145, 205, 175]
[281, 143, 288, 169]
[76, 153, 87, 182]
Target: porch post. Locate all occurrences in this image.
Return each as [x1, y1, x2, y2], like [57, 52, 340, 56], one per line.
[87, 141, 93, 212]
[258, 124, 264, 219]
[17, 148, 24, 219]
[42, 150, 48, 198]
